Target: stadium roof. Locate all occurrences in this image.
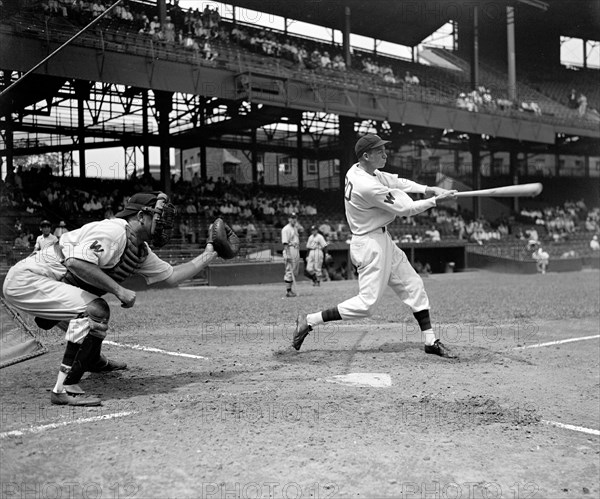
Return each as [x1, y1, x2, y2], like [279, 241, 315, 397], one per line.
[229, 0, 600, 47]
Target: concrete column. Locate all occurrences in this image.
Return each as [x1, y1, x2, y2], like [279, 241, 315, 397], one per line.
[142, 90, 150, 177]
[471, 5, 479, 90]
[470, 135, 481, 218]
[338, 116, 355, 190]
[74, 81, 89, 178]
[155, 90, 173, 195]
[506, 6, 517, 102]
[296, 116, 304, 190]
[251, 128, 258, 184]
[343, 5, 351, 69]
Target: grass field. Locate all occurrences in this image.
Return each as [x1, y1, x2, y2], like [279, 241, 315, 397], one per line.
[1, 269, 599, 498]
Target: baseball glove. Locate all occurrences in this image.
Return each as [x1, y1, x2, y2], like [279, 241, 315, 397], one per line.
[208, 218, 240, 259]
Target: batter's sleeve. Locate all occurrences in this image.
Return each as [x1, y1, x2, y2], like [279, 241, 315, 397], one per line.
[364, 184, 436, 218]
[377, 171, 428, 194]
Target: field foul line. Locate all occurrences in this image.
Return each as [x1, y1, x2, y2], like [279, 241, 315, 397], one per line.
[514, 335, 600, 350]
[104, 340, 208, 360]
[0, 411, 138, 439]
[542, 420, 600, 436]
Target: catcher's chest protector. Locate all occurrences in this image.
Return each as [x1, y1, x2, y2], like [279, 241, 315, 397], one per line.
[62, 225, 148, 297]
[106, 225, 148, 282]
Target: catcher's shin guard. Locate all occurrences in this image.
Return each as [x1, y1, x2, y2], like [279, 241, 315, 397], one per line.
[64, 299, 110, 384]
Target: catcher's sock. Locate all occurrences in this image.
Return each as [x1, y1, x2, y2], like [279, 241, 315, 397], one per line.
[53, 365, 70, 393]
[53, 341, 79, 393]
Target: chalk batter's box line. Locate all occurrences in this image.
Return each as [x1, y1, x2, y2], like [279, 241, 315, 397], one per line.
[0, 411, 138, 439]
[514, 334, 600, 350]
[542, 420, 600, 436]
[104, 340, 208, 360]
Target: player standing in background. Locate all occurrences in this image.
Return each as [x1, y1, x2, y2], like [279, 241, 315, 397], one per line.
[34, 220, 58, 252]
[3, 192, 237, 406]
[281, 212, 300, 297]
[304, 225, 328, 286]
[532, 244, 550, 273]
[292, 134, 457, 356]
[53, 220, 69, 238]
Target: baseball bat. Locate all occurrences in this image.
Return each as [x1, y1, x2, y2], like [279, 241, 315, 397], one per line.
[290, 260, 299, 296]
[453, 183, 543, 198]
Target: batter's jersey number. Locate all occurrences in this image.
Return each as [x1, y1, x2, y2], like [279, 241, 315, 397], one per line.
[344, 178, 353, 201]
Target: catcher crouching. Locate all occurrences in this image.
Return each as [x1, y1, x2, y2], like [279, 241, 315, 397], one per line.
[2, 192, 239, 406]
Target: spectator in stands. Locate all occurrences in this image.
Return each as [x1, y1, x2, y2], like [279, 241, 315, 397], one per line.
[425, 225, 441, 242]
[179, 217, 196, 244]
[164, 16, 176, 43]
[577, 92, 588, 118]
[201, 39, 218, 61]
[332, 54, 346, 71]
[590, 235, 600, 252]
[521, 101, 542, 116]
[54, 221, 69, 238]
[404, 71, 420, 85]
[567, 89, 579, 109]
[14, 217, 23, 234]
[244, 221, 258, 242]
[34, 220, 59, 251]
[14, 231, 31, 250]
[318, 220, 333, 241]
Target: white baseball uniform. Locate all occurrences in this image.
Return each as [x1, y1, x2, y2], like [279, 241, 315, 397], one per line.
[337, 164, 437, 319]
[281, 222, 300, 282]
[3, 218, 173, 343]
[306, 232, 328, 278]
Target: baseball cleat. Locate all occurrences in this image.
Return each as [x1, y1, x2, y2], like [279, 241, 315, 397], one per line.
[286, 291, 297, 298]
[424, 340, 456, 358]
[51, 391, 101, 406]
[64, 384, 85, 395]
[292, 314, 312, 351]
[89, 355, 127, 372]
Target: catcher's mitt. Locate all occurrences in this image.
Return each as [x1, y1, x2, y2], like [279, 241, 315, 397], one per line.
[208, 218, 240, 259]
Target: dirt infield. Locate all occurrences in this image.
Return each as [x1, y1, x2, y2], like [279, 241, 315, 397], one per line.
[1, 270, 599, 498]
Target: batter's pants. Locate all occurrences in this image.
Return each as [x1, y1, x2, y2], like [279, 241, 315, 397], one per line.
[337, 228, 429, 319]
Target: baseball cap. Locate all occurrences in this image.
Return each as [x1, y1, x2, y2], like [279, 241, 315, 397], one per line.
[355, 134, 391, 158]
[59, 221, 66, 227]
[289, 212, 297, 218]
[310, 225, 317, 231]
[40, 220, 52, 227]
[115, 193, 159, 219]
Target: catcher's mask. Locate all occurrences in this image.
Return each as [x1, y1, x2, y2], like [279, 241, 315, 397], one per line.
[116, 192, 176, 247]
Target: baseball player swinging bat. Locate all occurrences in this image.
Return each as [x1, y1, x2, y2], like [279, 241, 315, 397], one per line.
[454, 182, 543, 198]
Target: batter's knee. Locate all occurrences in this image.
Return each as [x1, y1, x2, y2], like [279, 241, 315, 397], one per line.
[86, 298, 110, 338]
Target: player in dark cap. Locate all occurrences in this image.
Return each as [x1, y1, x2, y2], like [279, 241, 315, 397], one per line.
[3, 192, 237, 406]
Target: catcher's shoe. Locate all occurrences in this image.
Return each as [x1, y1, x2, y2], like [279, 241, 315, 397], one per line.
[424, 340, 456, 358]
[286, 291, 297, 298]
[51, 391, 101, 406]
[293, 314, 312, 351]
[89, 355, 127, 372]
[64, 384, 85, 395]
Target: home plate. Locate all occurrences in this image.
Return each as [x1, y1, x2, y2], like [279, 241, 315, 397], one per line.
[323, 373, 392, 388]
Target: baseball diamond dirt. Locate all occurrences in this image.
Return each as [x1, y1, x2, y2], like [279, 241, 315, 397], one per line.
[1, 270, 599, 498]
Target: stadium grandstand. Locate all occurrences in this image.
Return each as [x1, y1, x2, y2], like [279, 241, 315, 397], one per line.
[1, 0, 599, 282]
